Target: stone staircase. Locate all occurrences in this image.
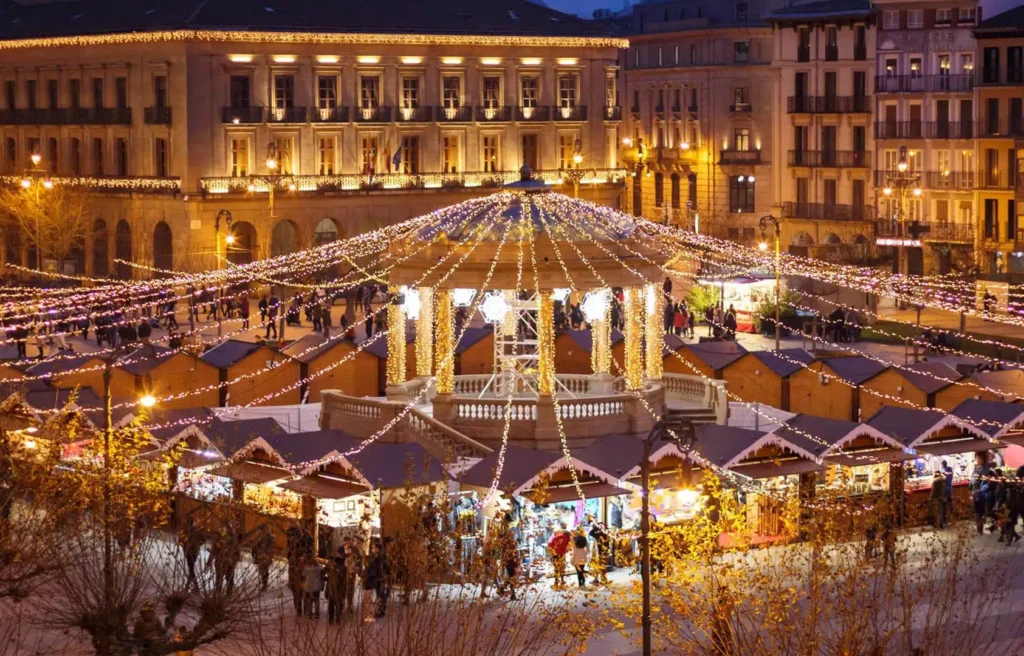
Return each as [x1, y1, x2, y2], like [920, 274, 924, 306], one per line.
[668, 407, 718, 427]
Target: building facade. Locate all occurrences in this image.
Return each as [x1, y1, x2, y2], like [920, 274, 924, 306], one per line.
[0, 0, 627, 277]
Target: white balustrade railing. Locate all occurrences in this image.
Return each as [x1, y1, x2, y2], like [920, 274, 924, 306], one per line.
[557, 397, 625, 420]
[454, 399, 537, 421]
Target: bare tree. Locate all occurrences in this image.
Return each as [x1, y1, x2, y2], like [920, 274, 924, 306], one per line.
[0, 183, 91, 273]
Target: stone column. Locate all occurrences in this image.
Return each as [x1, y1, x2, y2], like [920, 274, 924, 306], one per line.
[415, 287, 433, 378]
[434, 288, 454, 395]
[623, 286, 645, 391]
[645, 284, 664, 381]
[385, 285, 407, 401]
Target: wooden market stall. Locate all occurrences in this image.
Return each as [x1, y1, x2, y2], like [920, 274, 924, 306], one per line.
[553, 329, 624, 375]
[26, 352, 135, 397]
[859, 361, 982, 418]
[789, 355, 888, 421]
[721, 348, 815, 411]
[121, 345, 221, 409]
[362, 334, 416, 396]
[665, 342, 746, 379]
[200, 339, 302, 406]
[282, 334, 379, 401]
[455, 327, 494, 376]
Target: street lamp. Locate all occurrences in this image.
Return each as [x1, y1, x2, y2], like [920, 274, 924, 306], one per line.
[21, 144, 53, 270]
[639, 415, 694, 656]
[882, 146, 923, 308]
[759, 214, 782, 351]
[558, 139, 595, 198]
[213, 209, 234, 338]
[246, 142, 292, 219]
[139, 394, 157, 409]
[623, 137, 651, 218]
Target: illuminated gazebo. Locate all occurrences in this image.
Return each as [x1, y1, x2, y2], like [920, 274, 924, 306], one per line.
[321, 176, 725, 456]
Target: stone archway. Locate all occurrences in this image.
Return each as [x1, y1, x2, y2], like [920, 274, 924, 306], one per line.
[227, 221, 256, 266]
[824, 233, 842, 245]
[92, 219, 108, 277]
[314, 217, 341, 246]
[271, 219, 298, 257]
[153, 221, 173, 276]
[115, 220, 132, 279]
[5, 229, 20, 268]
[792, 231, 814, 247]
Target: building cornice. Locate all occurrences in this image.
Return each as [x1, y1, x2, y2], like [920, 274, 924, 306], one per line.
[0, 29, 630, 51]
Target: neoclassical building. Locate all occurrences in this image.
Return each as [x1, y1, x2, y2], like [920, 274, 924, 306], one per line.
[0, 0, 627, 277]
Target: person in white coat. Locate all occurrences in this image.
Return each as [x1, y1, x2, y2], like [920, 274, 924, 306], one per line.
[571, 531, 589, 588]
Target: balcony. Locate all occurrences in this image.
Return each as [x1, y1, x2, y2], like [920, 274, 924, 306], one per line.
[312, 106, 350, 123]
[788, 150, 871, 168]
[928, 222, 974, 243]
[353, 106, 392, 123]
[435, 106, 473, 122]
[719, 148, 761, 165]
[782, 202, 874, 221]
[874, 121, 926, 139]
[787, 96, 870, 113]
[552, 105, 587, 121]
[978, 68, 1024, 86]
[222, 106, 263, 124]
[654, 104, 666, 120]
[396, 106, 433, 123]
[923, 171, 975, 189]
[603, 105, 622, 121]
[729, 102, 752, 113]
[516, 105, 550, 121]
[875, 74, 974, 94]
[976, 171, 1014, 190]
[0, 107, 131, 125]
[144, 106, 171, 124]
[977, 118, 1024, 138]
[268, 106, 307, 123]
[475, 106, 512, 122]
[874, 120, 975, 139]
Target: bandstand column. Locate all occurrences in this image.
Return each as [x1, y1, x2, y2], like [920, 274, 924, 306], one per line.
[535, 288, 559, 447]
[385, 284, 408, 401]
[645, 284, 664, 381]
[590, 290, 615, 395]
[415, 287, 434, 378]
[623, 286, 645, 391]
[434, 289, 455, 395]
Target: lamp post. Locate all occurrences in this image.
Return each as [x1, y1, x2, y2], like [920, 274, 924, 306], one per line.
[558, 139, 595, 198]
[213, 209, 233, 339]
[21, 146, 53, 270]
[639, 414, 693, 656]
[622, 137, 651, 218]
[247, 144, 293, 340]
[882, 146, 922, 308]
[758, 214, 782, 351]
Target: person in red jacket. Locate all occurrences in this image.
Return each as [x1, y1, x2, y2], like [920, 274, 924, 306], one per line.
[547, 523, 571, 589]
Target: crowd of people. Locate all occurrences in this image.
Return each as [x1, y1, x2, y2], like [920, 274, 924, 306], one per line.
[969, 453, 1024, 545]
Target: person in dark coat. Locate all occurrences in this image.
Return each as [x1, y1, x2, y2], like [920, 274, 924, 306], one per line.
[326, 548, 347, 624]
[1003, 466, 1024, 545]
[180, 517, 203, 587]
[286, 526, 304, 615]
[929, 471, 946, 528]
[365, 311, 374, 339]
[362, 539, 387, 621]
[251, 524, 274, 590]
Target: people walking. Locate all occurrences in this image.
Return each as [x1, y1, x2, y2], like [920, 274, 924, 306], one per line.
[929, 470, 946, 529]
[239, 295, 250, 331]
[251, 524, 274, 591]
[302, 556, 325, 620]
[343, 537, 362, 614]
[326, 548, 347, 624]
[1003, 466, 1023, 545]
[180, 517, 203, 587]
[547, 524, 570, 589]
[266, 294, 279, 340]
[572, 531, 589, 588]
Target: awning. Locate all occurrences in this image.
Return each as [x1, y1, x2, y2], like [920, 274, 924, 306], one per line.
[915, 438, 1000, 458]
[278, 475, 368, 499]
[728, 459, 825, 480]
[999, 433, 1024, 447]
[532, 482, 634, 504]
[826, 448, 913, 467]
[206, 461, 291, 484]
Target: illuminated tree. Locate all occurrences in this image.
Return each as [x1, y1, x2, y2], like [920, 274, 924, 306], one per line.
[0, 184, 91, 273]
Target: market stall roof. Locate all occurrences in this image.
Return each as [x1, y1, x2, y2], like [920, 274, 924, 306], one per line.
[346, 443, 447, 488]
[278, 474, 368, 500]
[206, 460, 291, 485]
[771, 414, 904, 458]
[460, 444, 627, 497]
[576, 434, 695, 481]
[24, 353, 98, 378]
[820, 356, 888, 385]
[361, 332, 414, 359]
[866, 406, 988, 449]
[281, 334, 350, 364]
[747, 349, 816, 378]
[199, 339, 264, 369]
[118, 344, 177, 377]
[950, 399, 1024, 440]
[258, 429, 360, 468]
[139, 408, 216, 443]
[161, 417, 284, 463]
[683, 342, 748, 372]
[914, 436, 1001, 458]
[543, 482, 635, 503]
[694, 423, 821, 470]
[896, 362, 964, 394]
[970, 369, 1024, 400]
[564, 329, 625, 353]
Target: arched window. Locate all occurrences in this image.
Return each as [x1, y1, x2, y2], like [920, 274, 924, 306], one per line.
[271, 220, 298, 257]
[92, 219, 108, 277]
[227, 221, 256, 265]
[114, 220, 132, 279]
[670, 173, 680, 209]
[314, 218, 340, 246]
[153, 221, 173, 276]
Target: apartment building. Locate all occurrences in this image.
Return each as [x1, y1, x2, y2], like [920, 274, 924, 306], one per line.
[621, 0, 780, 245]
[974, 5, 1024, 274]
[767, 0, 878, 261]
[872, 0, 979, 275]
[0, 0, 626, 276]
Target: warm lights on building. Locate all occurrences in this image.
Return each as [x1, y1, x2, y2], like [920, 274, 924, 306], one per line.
[316, 55, 340, 64]
[228, 54, 254, 62]
[357, 55, 381, 64]
[520, 57, 542, 65]
[271, 54, 296, 63]
[400, 56, 423, 64]
[556, 57, 578, 65]
[441, 57, 464, 65]
[480, 57, 503, 65]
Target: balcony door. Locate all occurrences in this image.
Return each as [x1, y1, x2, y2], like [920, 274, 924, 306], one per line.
[521, 134, 539, 171]
[936, 100, 950, 138]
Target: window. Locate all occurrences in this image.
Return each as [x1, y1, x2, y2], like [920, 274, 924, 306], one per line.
[1008, 47, 1023, 83]
[797, 28, 810, 61]
[910, 56, 923, 77]
[521, 76, 539, 108]
[605, 75, 617, 107]
[274, 75, 294, 109]
[674, 45, 679, 65]
[959, 200, 972, 224]
[115, 138, 127, 176]
[657, 89, 665, 111]
[690, 88, 698, 111]
[359, 76, 379, 109]
[47, 80, 58, 109]
[882, 10, 899, 29]
[729, 175, 754, 213]
[229, 76, 250, 108]
[657, 47, 663, 66]
[558, 75, 577, 108]
[92, 78, 103, 109]
[825, 27, 838, 60]
[961, 53, 974, 74]
[46, 137, 57, 173]
[442, 76, 461, 109]
[69, 79, 80, 109]
[733, 127, 750, 151]
[733, 87, 749, 109]
[984, 48, 1000, 84]
[935, 199, 949, 223]
[670, 173, 680, 208]
[938, 54, 951, 76]
[521, 133, 539, 170]
[936, 8, 952, 25]
[690, 44, 698, 64]
[25, 80, 36, 110]
[558, 134, 576, 169]
[733, 41, 749, 63]
[401, 77, 420, 109]
[958, 7, 975, 24]
[654, 173, 664, 207]
[26, 137, 39, 161]
[907, 9, 923, 28]
[154, 76, 167, 108]
[154, 138, 167, 177]
[273, 137, 293, 174]
[854, 25, 867, 60]
[230, 138, 248, 176]
[115, 77, 127, 109]
[442, 135, 459, 173]
[361, 135, 378, 174]
[92, 137, 104, 175]
[885, 57, 898, 76]
[4, 80, 14, 110]
[688, 173, 697, 206]
[317, 76, 337, 110]
[634, 49, 639, 68]
[483, 77, 501, 108]
[318, 137, 335, 175]
[69, 138, 80, 175]
[400, 136, 419, 174]
[482, 135, 500, 172]
[736, 2, 747, 21]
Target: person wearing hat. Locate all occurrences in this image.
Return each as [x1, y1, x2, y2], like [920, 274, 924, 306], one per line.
[133, 601, 166, 656]
[929, 470, 946, 528]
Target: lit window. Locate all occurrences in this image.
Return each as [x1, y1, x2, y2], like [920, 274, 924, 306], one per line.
[729, 175, 755, 213]
[318, 137, 335, 175]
